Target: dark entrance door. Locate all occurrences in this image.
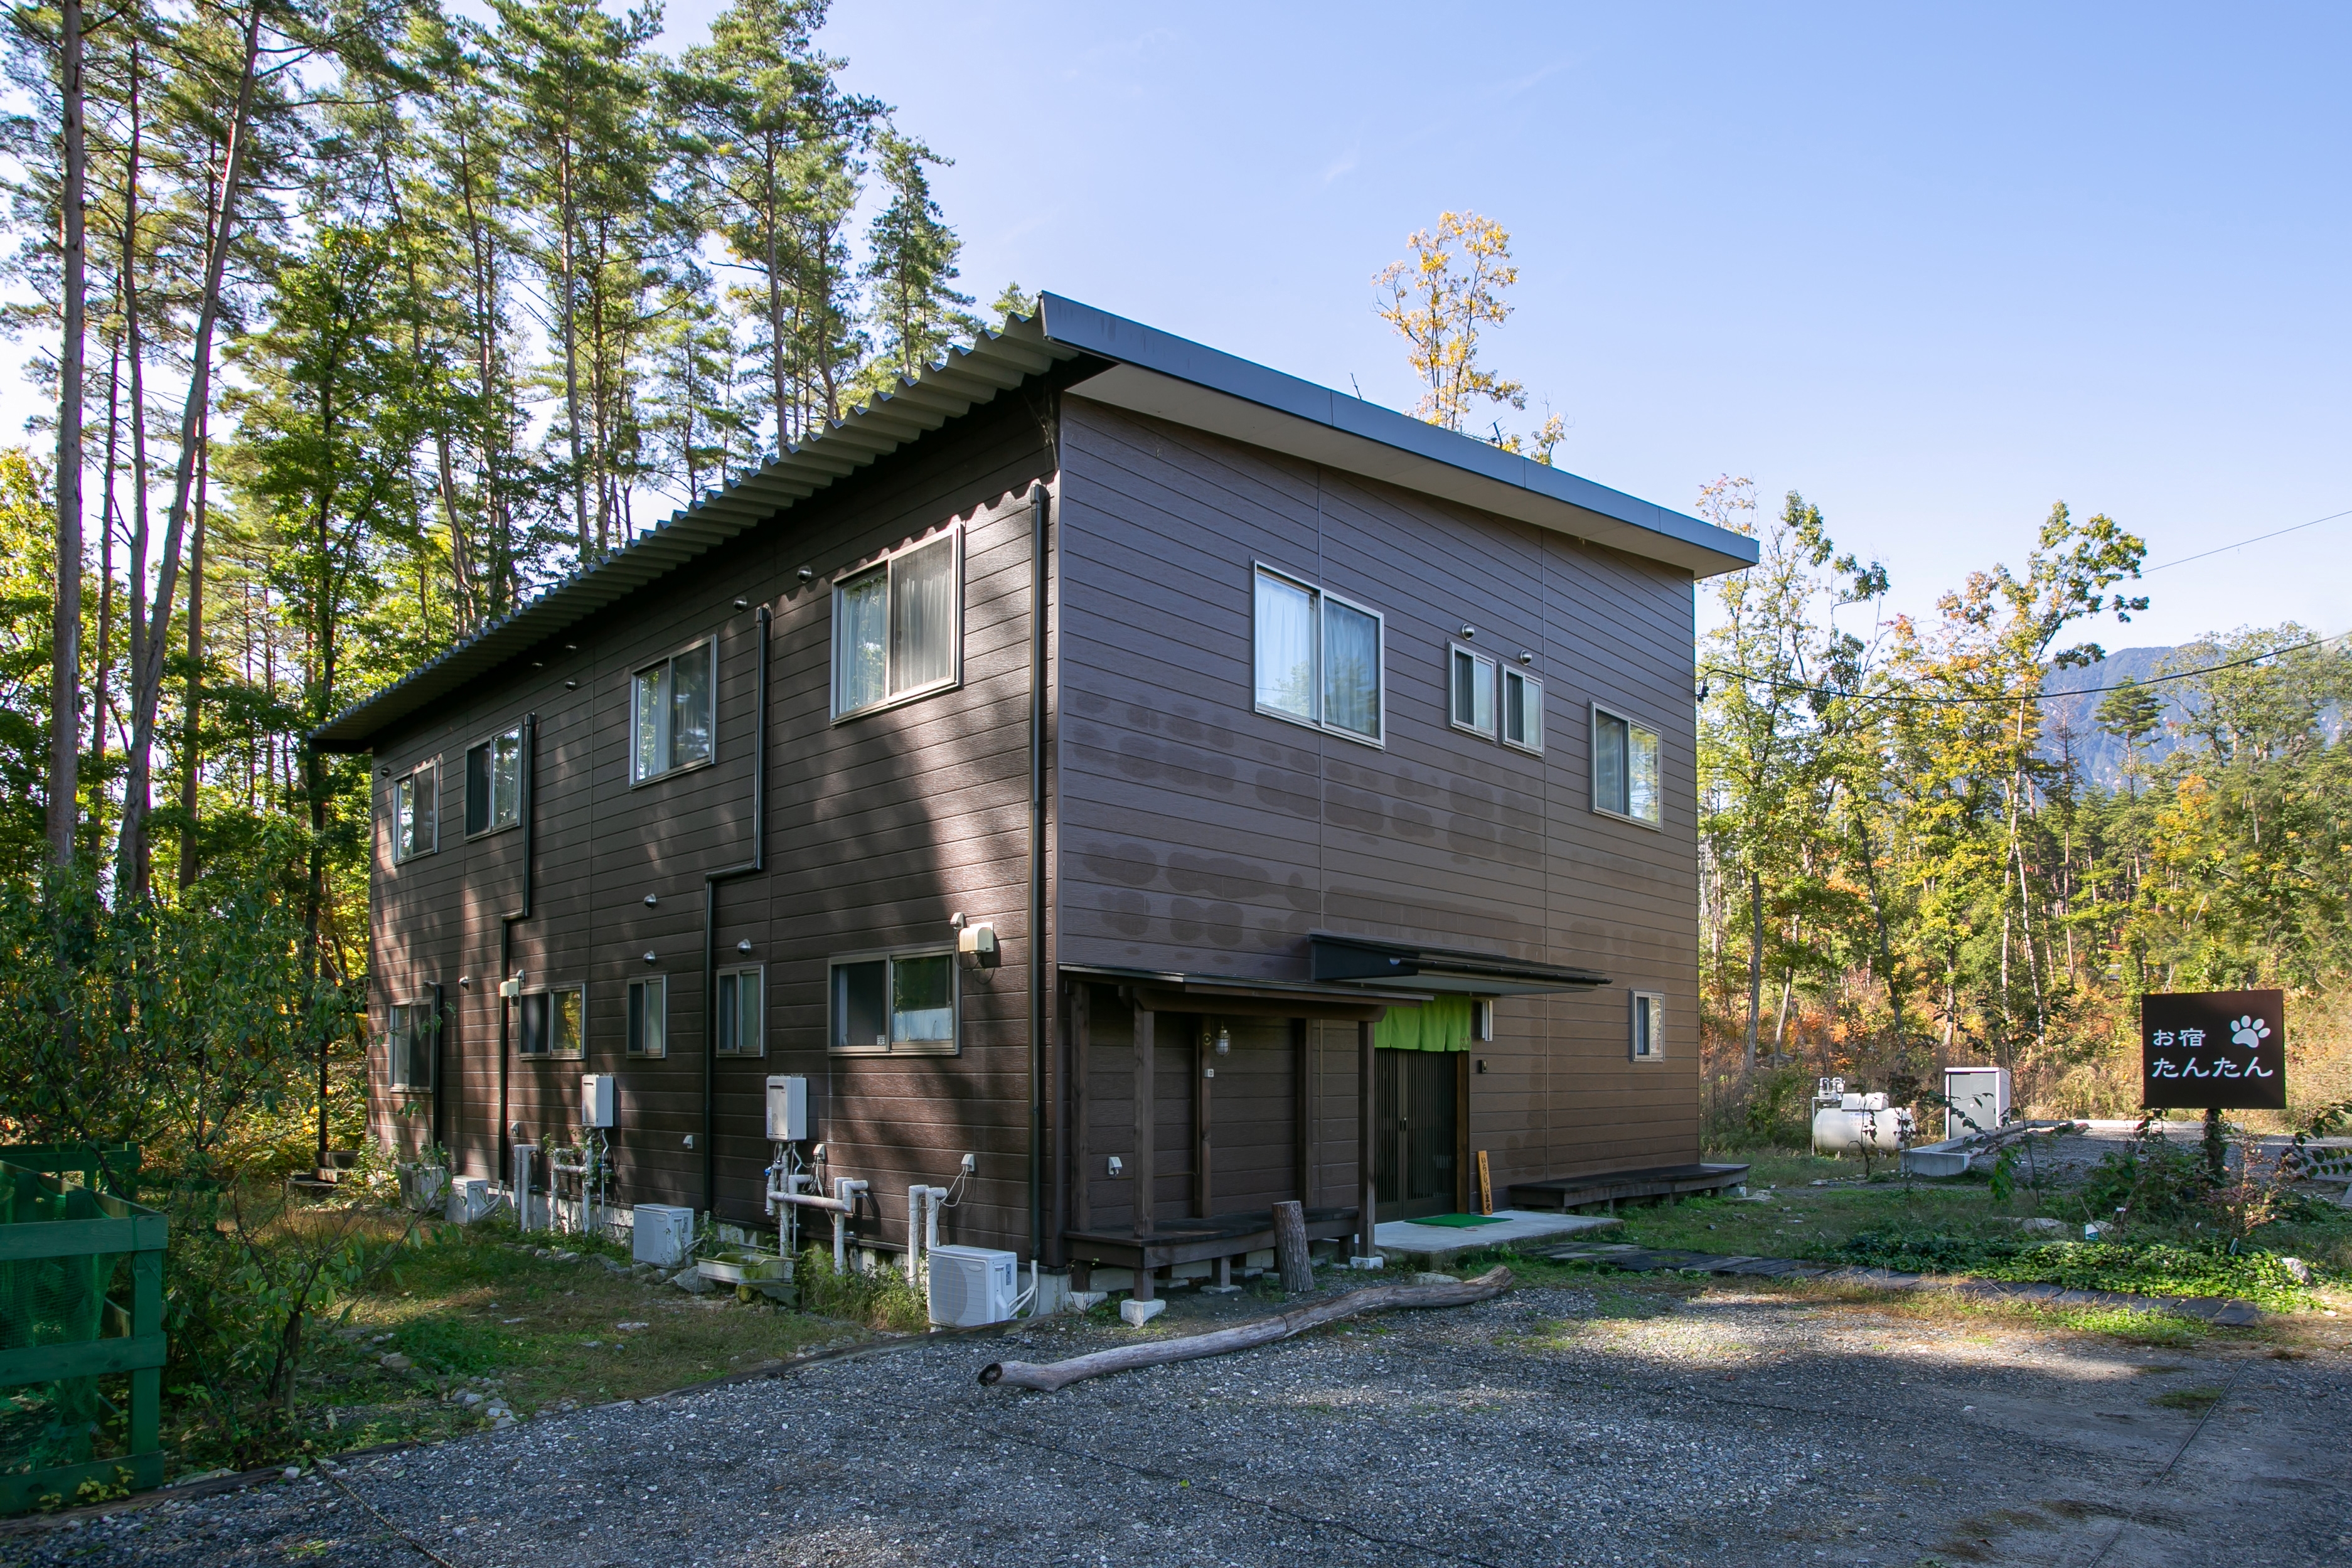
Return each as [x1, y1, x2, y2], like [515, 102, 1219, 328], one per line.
[1375, 1048, 1460, 1221]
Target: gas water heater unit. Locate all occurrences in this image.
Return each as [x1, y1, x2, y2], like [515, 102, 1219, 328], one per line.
[765, 1075, 808, 1142]
[580, 1073, 616, 1129]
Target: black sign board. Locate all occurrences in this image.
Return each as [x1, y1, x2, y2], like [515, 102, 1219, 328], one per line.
[2139, 989, 2286, 1110]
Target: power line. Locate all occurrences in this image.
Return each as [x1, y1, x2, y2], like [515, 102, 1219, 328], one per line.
[2141, 506, 2352, 574]
[1703, 632, 2341, 708]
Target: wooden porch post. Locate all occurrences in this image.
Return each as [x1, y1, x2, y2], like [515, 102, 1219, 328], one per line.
[1194, 1020, 1213, 1219]
[1133, 1000, 1156, 1302]
[1293, 1017, 1315, 1207]
[1069, 983, 1091, 1234]
[1357, 1018, 1377, 1259]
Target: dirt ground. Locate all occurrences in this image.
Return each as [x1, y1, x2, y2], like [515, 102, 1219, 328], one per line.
[15, 1272, 2349, 1568]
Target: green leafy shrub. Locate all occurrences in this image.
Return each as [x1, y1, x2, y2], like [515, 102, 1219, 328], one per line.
[1834, 1227, 2322, 1309]
[793, 1248, 928, 1332]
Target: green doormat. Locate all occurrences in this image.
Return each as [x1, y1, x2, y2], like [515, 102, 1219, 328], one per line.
[1411, 1212, 1507, 1228]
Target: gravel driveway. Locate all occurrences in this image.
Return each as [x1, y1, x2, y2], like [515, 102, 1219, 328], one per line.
[16, 1277, 2349, 1568]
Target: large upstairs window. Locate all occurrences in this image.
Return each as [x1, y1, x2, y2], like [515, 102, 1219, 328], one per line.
[392, 762, 437, 861]
[465, 727, 521, 836]
[633, 639, 716, 783]
[834, 531, 960, 717]
[1253, 565, 1382, 745]
[1593, 706, 1661, 826]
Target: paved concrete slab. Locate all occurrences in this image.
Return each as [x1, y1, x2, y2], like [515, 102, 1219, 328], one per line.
[1374, 1209, 1620, 1267]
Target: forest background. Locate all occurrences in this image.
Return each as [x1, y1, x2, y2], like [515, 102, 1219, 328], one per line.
[1, 0, 2349, 1338]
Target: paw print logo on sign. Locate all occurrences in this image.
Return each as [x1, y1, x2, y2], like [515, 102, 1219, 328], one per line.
[2230, 1015, 2270, 1049]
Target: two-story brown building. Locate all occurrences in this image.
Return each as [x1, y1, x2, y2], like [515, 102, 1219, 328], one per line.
[316, 296, 1756, 1298]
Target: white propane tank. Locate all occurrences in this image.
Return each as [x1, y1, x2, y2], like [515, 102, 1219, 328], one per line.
[1810, 1094, 1915, 1156]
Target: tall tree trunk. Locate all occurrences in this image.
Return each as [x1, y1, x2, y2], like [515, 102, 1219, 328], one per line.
[178, 420, 207, 890]
[115, 0, 264, 894]
[48, 0, 88, 867]
[120, 43, 152, 899]
[1743, 866, 1763, 1072]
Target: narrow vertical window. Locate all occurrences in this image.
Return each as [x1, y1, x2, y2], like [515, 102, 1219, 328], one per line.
[466, 726, 523, 835]
[393, 763, 437, 861]
[1252, 565, 1383, 744]
[716, 966, 763, 1056]
[833, 530, 962, 717]
[1591, 707, 1660, 824]
[833, 959, 888, 1050]
[628, 976, 667, 1057]
[1502, 668, 1543, 753]
[1450, 645, 1496, 738]
[387, 1001, 435, 1090]
[633, 641, 717, 782]
[1630, 991, 1666, 1061]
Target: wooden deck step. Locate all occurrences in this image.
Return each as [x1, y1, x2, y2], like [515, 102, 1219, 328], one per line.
[1507, 1162, 1751, 1212]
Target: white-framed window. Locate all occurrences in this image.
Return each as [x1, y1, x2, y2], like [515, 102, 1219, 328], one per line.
[1630, 990, 1666, 1062]
[387, 998, 436, 1090]
[1252, 563, 1383, 745]
[627, 976, 667, 1057]
[715, 965, 763, 1056]
[1593, 705, 1662, 826]
[830, 947, 957, 1055]
[464, 727, 523, 836]
[833, 529, 961, 718]
[517, 984, 585, 1059]
[1502, 666, 1544, 754]
[633, 639, 717, 784]
[392, 762, 438, 862]
[1449, 644, 1496, 738]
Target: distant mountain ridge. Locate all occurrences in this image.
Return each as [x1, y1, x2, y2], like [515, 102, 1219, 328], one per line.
[2038, 646, 2183, 790]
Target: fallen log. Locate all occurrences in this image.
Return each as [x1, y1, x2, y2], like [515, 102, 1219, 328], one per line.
[979, 1265, 1512, 1392]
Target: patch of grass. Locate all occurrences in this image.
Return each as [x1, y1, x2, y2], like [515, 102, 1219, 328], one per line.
[2149, 1385, 2225, 1411]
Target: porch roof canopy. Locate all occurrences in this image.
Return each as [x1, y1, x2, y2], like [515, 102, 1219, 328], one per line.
[1308, 932, 1612, 996]
[1058, 964, 1430, 1023]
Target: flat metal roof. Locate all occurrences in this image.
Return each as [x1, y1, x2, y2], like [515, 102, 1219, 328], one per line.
[313, 295, 1752, 752]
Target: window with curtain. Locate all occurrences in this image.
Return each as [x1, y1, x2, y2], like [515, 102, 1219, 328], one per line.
[632, 642, 717, 783]
[1251, 565, 1382, 744]
[833, 531, 961, 716]
[1593, 707, 1662, 825]
[464, 727, 522, 835]
[829, 948, 958, 1054]
[393, 763, 437, 861]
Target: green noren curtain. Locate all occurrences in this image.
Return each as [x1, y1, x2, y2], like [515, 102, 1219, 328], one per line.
[1372, 995, 1472, 1052]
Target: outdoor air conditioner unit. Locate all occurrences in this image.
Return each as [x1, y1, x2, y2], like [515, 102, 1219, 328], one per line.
[927, 1244, 1020, 1327]
[445, 1176, 498, 1225]
[1943, 1067, 2012, 1141]
[633, 1203, 697, 1268]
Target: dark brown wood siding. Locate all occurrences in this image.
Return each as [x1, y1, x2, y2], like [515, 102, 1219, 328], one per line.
[367, 392, 1057, 1254]
[1052, 398, 1703, 1199]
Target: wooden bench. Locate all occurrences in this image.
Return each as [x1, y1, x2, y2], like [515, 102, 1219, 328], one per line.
[1064, 1205, 1361, 1299]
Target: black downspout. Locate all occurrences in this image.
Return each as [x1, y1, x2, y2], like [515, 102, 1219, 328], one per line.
[498, 713, 537, 1190]
[1028, 482, 1050, 1266]
[429, 979, 444, 1156]
[704, 604, 771, 1214]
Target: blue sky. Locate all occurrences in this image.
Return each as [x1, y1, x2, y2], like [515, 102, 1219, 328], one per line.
[767, 1, 2349, 652]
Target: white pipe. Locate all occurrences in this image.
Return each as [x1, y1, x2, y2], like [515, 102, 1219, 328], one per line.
[922, 1187, 946, 1255]
[830, 1178, 868, 1274]
[905, 1186, 926, 1281]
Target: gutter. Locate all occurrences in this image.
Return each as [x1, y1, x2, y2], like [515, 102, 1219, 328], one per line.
[498, 713, 537, 1193]
[1027, 482, 1049, 1266]
[703, 604, 771, 1213]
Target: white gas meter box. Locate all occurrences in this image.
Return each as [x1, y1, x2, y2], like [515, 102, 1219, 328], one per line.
[632, 1203, 697, 1268]
[765, 1075, 808, 1142]
[927, 1244, 1020, 1326]
[580, 1073, 616, 1129]
[1943, 1066, 2012, 1140]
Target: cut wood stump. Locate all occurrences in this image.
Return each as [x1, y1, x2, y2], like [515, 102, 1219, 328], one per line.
[1273, 1198, 1312, 1292]
[979, 1266, 1511, 1393]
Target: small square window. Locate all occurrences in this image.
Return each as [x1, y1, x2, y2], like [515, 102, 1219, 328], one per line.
[1630, 991, 1666, 1062]
[633, 640, 717, 783]
[387, 1000, 436, 1090]
[1593, 706, 1662, 825]
[1252, 565, 1384, 745]
[833, 531, 961, 717]
[392, 763, 437, 862]
[517, 986, 585, 1059]
[1502, 668, 1544, 754]
[465, 727, 523, 836]
[716, 966, 762, 1056]
[1450, 644, 1496, 738]
[628, 976, 667, 1057]
[830, 949, 958, 1054]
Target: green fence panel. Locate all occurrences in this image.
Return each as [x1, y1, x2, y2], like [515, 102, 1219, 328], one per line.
[0, 1149, 166, 1514]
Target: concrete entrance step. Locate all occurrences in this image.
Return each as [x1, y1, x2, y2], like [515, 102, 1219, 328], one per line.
[1374, 1210, 1621, 1270]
